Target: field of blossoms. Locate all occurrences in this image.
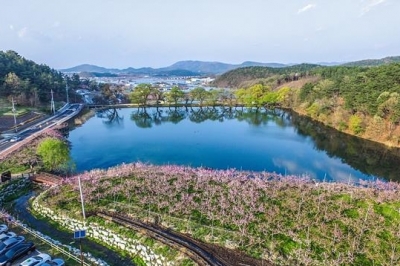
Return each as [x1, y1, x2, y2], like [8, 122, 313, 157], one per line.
[44, 162, 400, 265]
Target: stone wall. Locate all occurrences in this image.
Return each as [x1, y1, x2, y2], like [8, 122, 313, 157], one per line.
[32, 189, 172, 266]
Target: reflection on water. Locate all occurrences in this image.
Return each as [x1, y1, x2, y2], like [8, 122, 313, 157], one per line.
[291, 113, 400, 181]
[96, 108, 124, 126]
[129, 106, 291, 128]
[68, 107, 400, 182]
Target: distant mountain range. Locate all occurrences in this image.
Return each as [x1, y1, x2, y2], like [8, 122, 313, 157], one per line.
[60, 60, 289, 76]
[60, 56, 400, 76]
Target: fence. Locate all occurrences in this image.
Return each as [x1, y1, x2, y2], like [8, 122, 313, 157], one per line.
[0, 211, 90, 266]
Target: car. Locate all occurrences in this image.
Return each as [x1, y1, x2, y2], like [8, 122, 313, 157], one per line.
[0, 236, 25, 254]
[37, 258, 65, 266]
[0, 233, 16, 242]
[10, 136, 22, 142]
[0, 241, 35, 266]
[19, 253, 51, 266]
[0, 225, 7, 235]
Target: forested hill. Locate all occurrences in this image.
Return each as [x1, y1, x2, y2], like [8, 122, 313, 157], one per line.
[341, 56, 400, 67]
[298, 63, 400, 146]
[225, 62, 400, 146]
[0, 50, 66, 106]
[212, 63, 320, 88]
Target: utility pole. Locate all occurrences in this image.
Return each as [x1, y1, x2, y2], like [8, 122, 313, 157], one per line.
[66, 83, 69, 104]
[50, 89, 55, 114]
[11, 97, 17, 132]
[77, 176, 86, 266]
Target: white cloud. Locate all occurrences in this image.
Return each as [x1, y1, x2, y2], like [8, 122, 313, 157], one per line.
[360, 0, 386, 16]
[297, 4, 316, 14]
[9, 25, 14, 31]
[272, 158, 317, 178]
[18, 27, 28, 38]
[52, 21, 60, 28]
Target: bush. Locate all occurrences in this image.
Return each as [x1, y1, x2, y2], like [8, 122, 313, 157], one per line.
[348, 115, 364, 134]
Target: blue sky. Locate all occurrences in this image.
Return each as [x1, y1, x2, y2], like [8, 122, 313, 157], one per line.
[1, 0, 399, 69]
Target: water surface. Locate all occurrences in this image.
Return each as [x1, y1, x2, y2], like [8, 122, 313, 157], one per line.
[68, 107, 400, 182]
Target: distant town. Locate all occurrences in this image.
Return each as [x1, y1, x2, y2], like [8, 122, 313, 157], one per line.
[71, 74, 216, 105]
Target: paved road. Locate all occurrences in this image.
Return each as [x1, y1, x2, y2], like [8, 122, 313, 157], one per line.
[0, 104, 83, 159]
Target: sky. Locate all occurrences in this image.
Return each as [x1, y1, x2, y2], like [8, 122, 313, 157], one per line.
[1, 0, 399, 69]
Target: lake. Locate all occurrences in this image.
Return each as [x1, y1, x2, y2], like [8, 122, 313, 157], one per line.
[67, 107, 400, 182]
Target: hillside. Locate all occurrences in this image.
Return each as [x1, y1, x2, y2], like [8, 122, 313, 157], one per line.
[341, 56, 400, 67]
[227, 62, 400, 147]
[213, 63, 320, 88]
[0, 50, 66, 107]
[212, 55, 400, 88]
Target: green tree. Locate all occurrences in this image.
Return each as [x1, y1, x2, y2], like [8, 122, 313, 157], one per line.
[237, 84, 271, 109]
[262, 91, 279, 108]
[100, 83, 118, 104]
[306, 102, 321, 118]
[4, 72, 22, 97]
[205, 89, 220, 107]
[166, 86, 184, 105]
[234, 88, 247, 106]
[69, 73, 81, 90]
[219, 89, 236, 107]
[190, 87, 208, 106]
[276, 87, 293, 107]
[376, 91, 400, 130]
[152, 86, 164, 107]
[36, 138, 70, 172]
[348, 115, 364, 135]
[129, 83, 152, 106]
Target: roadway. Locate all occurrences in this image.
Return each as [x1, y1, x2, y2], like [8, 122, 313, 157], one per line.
[0, 103, 84, 159]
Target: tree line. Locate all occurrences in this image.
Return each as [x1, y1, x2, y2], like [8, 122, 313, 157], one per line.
[129, 62, 399, 146]
[0, 50, 87, 108]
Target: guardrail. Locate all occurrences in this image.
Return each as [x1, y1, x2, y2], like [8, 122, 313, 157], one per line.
[19, 224, 90, 266]
[0, 104, 84, 159]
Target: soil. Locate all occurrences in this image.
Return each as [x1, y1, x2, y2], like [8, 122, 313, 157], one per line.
[187, 238, 271, 266]
[104, 211, 272, 266]
[10, 192, 136, 266]
[160, 224, 272, 266]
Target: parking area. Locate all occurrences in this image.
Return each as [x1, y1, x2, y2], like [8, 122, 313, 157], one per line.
[11, 249, 46, 266]
[1, 221, 79, 266]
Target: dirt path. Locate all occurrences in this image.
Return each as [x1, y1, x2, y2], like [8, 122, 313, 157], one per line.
[100, 211, 272, 266]
[11, 193, 136, 266]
